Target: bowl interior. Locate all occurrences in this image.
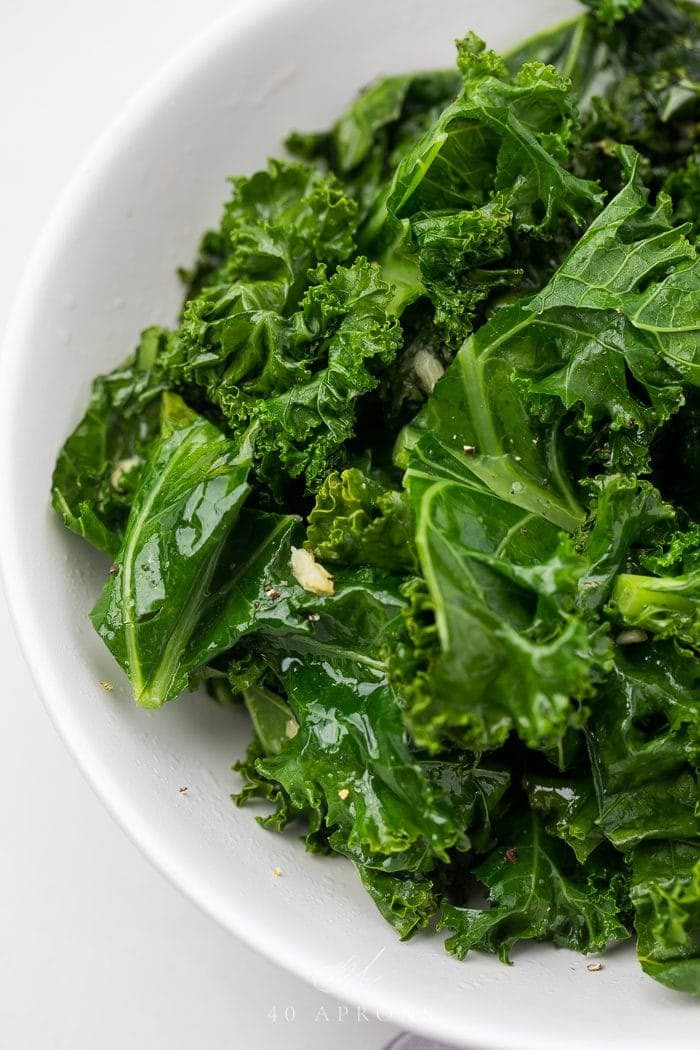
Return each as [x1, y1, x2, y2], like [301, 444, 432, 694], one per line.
[2, 1, 697, 1046]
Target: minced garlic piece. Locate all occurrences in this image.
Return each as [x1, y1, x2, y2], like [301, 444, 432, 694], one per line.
[285, 718, 299, 740]
[615, 629, 649, 645]
[414, 349, 444, 395]
[290, 547, 334, 596]
[110, 455, 141, 493]
[337, 788, 350, 800]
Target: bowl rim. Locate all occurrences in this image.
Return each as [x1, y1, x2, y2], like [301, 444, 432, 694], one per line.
[0, 0, 381, 1016]
[1, 3, 691, 1046]
[3, 4, 491, 1043]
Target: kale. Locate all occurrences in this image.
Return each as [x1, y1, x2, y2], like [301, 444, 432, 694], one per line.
[52, 0, 700, 993]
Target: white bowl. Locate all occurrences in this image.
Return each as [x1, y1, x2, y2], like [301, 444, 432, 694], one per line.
[2, 1, 697, 1046]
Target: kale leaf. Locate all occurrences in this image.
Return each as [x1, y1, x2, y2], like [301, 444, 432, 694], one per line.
[90, 394, 256, 706]
[52, 327, 169, 556]
[439, 812, 630, 960]
[52, 0, 700, 994]
[632, 840, 700, 993]
[305, 467, 417, 573]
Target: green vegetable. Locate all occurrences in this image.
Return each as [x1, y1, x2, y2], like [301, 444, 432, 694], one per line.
[506, 0, 700, 192]
[306, 467, 417, 573]
[364, 34, 605, 335]
[585, 642, 700, 848]
[90, 394, 257, 707]
[357, 867, 441, 940]
[525, 774, 606, 862]
[632, 841, 700, 992]
[287, 70, 461, 222]
[51, 327, 169, 556]
[612, 570, 700, 647]
[52, 0, 700, 993]
[401, 461, 613, 754]
[438, 812, 630, 960]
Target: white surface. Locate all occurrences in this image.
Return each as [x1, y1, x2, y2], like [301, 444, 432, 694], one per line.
[2, 2, 697, 1049]
[0, 4, 400, 1049]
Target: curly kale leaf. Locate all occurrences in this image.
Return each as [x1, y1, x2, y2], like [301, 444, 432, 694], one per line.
[373, 38, 600, 233]
[172, 253, 402, 494]
[287, 70, 461, 222]
[306, 467, 416, 573]
[164, 163, 406, 494]
[244, 259, 402, 492]
[233, 721, 298, 833]
[178, 159, 358, 302]
[631, 840, 700, 994]
[239, 672, 510, 944]
[524, 775, 606, 863]
[356, 867, 441, 939]
[438, 813, 630, 961]
[530, 148, 699, 383]
[171, 160, 359, 374]
[585, 642, 700, 849]
[253, 635, 459, 867]
[237, 680, 446, 937]
[229, 560, 512, 872]
[361, 35, 604, 336]
[642, 522, 700, 575]
[401, 460, 612, 754]
[507, 1, 700, 188]
[51, 327, 169, 556]
[575, 474, 673, 612]
[350, 762, 508, 940]
[527, 638, 700, 863]
[90, 395, 261, 706]
[401, 148, 696, 518]
[396, 457, 678, 756]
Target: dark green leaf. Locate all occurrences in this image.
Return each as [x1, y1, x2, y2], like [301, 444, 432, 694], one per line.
[173, 254, 402, 494]
[356, 866, 440, 939]
[631, 839, 700, 995]
[287, 70, 461, 222]
[507, 2, 700, 189]
[585, 642, 700, 848]
[232, 561, 511, 868]
[362, 34, 604, 336]
[438, 813, 630, 961]
[90, 395, 254, 707]
[51, 327, 168, 556]
[612, 569, 700, 648]
[575, 474, 673, 612]
[306, 467, 416, 573]
[525, 774, 605, 863]
[401, 462, 611, 753]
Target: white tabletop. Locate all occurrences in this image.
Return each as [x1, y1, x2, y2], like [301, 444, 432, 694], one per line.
[0, 4, 405, 1046]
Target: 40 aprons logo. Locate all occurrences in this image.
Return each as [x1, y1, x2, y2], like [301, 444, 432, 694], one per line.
[266, 1002, 391, 1023]
[311, 946, 387, 995]
[265, 946, 437, 1027]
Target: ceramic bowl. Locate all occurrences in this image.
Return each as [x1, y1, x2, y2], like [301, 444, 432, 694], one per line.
[2, 1, 696, 1045]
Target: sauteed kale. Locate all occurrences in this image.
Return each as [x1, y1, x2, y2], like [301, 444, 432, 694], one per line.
[53, 0, 700, 992]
